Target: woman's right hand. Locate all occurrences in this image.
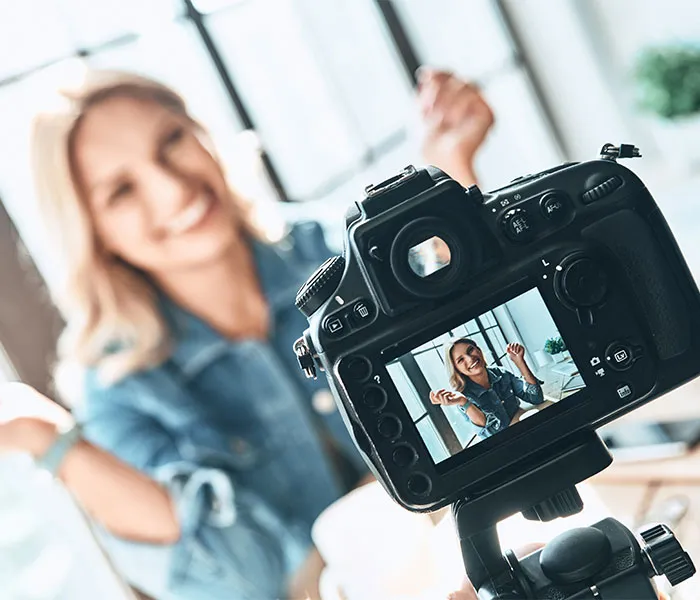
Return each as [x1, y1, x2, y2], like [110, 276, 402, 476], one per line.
[0, 383, 71, 457]
[430, 389, 468, 406]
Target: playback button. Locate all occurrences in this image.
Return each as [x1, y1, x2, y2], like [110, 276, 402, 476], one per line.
[323, 316, 346, 336]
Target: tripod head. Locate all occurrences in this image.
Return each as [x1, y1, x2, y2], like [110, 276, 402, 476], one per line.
[453, 432, 695, 598]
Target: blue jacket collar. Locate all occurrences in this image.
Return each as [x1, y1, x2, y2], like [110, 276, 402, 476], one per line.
[462, 367, 503, 398]
[164, 236, 309, 378]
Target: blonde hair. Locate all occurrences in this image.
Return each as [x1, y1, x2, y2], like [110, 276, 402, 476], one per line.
[31, 71, 272, 398]
[445, 337, 479, 393]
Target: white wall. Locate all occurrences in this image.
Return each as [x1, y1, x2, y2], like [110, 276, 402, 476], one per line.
[502, 289, 560, 358]
[503, 0, 700, 190]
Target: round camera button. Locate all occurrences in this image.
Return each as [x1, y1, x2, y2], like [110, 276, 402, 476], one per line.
[392, 444, 418, 468]
[540, 192, 570, 222]
[362, 385, 387, 411]
[377, 415, 402, 440]
[559, 258, 608, 307]
[351, 300, 375, 325]
[343, 356, 372, 382]
[502, 208, 536, 243]
[323, 316, 346, 336]
[407, 473, 432, 497]
[605, 343, 634, 370]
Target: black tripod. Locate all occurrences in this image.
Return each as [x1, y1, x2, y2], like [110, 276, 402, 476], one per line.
[453, 431, 695, 598]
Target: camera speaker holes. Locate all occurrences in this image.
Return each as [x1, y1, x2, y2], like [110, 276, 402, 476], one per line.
[407, 473, 432, 497]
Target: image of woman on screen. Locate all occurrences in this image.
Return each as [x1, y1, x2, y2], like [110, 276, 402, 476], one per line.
[430, 338, 544, 438]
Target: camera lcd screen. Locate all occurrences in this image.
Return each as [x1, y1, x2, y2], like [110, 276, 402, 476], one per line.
[385, 288, 587, 464]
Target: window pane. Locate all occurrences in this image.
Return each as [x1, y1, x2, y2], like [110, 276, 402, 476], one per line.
[207, 0, 365, 199]
[416, 419, 450, 463]
[87, 21, 246, 179]
[192, 0, 248, 14]
[393, 0, 515, 80]
[483, 311, 497, 328]
[414, 349, 450, 391]
[476, 68, 563, 188]
[294, 0, 415, 148]
[58, 0, 182, 48]
[491, 327, 508, 356]
[0, 1, 75, 80]
[386, 362, 425, 421]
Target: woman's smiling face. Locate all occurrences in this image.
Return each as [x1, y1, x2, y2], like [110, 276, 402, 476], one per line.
[451, 341, 487, 379]
[71, 95, 241, 276]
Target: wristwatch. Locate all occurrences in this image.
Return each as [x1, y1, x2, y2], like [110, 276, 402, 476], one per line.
[36, 423, 83, 476]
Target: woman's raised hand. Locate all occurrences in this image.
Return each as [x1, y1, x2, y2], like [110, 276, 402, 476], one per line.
[417, 67, 494, 187]
[506, 342, 526, 363]
[430, 389, 468, 407]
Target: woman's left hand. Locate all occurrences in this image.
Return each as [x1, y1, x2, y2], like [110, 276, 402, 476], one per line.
[506, 343, 526, 364]
[417, 67, 494, 187]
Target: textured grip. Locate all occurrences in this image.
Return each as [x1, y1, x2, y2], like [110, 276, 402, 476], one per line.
[582, 210, 690, 360]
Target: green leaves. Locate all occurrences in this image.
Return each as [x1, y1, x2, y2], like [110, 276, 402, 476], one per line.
[634, 45, 700, 120]
[544, 336, 566, 355]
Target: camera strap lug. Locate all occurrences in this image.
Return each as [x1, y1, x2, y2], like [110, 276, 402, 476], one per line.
[599, 143, 642, 161]
[293, 336, 317, 379]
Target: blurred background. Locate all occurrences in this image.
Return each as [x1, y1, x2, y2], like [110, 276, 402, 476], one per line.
[1, 0, 700, 598]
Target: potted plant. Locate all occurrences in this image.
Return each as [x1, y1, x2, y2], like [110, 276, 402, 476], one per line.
[633, 44, 700, 171]
[544, 336, 567, 363]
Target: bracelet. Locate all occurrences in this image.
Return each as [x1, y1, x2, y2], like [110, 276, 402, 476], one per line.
[36, 423, 83, 477]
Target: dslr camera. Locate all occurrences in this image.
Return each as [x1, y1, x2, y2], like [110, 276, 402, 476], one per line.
[294, 144, 700, 598]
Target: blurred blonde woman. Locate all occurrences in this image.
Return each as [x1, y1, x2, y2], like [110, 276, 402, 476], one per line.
[0, 68, 493, 599]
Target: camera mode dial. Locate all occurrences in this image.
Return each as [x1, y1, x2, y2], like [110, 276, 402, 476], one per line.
[295, 255, 345, 318]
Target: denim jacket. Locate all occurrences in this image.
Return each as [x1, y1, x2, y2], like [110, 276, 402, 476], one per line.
[458, 367, 544, 438]
[76, 222, 365, 600]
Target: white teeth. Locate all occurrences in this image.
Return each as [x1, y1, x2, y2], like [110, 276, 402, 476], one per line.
[165, 199, 209, 235]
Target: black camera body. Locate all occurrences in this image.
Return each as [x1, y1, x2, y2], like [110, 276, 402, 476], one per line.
[296, 150, 700, 511]
[294, 146, 700, 597]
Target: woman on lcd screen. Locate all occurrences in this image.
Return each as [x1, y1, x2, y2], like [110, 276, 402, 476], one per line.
[431, 338, 544, 438]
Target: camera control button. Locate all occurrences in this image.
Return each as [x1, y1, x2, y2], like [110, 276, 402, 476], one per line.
[377, 414, 402, 439]
[540, 192, 570, 222]
[605, 343, 634, 370]
[615, 382, 634, 400]
[558, 258, 608, 307]
[351, 300, 375, 325]
[343, 356, 372, 382]
[407, 473, 432, 497]
[502, 208, 535, 243]
[363, 385, 387, 411]
[392, 444, 418, 467]
[323, 316, 345, 336]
